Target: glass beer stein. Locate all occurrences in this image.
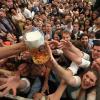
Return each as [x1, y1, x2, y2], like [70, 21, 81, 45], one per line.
[24, 29, 50, 64]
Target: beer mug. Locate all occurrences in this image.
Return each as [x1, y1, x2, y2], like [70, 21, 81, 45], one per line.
[24, 29, 50, 64]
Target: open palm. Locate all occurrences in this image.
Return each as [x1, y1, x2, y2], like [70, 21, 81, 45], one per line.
[0, 72, 20, 96]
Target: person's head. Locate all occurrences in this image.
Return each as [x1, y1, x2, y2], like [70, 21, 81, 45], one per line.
[80, 25, 85, 31]
[94, 16, 100, 27]
[36, 21, 43, 30]
[42, 24, 46, 33]
[64, 15, 70, 20]
[92, 40, 100, 60]
[73, 22, 79, 32]
[66, 18, 73, 25]
[10, 8, 17, 15]
[62, 31, 71, 41]
[80, 34, 89, 46]
[40, 13, 47, 21]
[53, 30, 61, 41]
[84, 19, 90, 26]
[74, 11, 79, 18]
[80, 13, 85, 20]
[85, 10, 90, 16]
[56, 23, 61, 30]
[20, 51, 31, 61]
[92, 11, 99, 20]
[24, 18, 33, 31]
[81, 68, 99, 89]
[25, 18, 33, 26]
[45, 21, 52, 33]
[95, 30, 100, 39]
[0, 9, 6, 18]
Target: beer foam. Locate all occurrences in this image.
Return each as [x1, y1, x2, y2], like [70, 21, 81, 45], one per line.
[25, 31, 44, 49]
[26, 31, 42, 41]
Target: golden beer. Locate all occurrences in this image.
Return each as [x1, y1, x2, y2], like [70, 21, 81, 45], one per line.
[31, 45, 50, 64]
[24, 30, 50, 64]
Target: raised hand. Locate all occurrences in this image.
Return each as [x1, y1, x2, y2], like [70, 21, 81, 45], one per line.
[0, 72, 20, 96]
[58, 40, 72, 50]
[91, 58, 100, 71]
[45, 41, 54, 60]
[49, 40, 59, 50]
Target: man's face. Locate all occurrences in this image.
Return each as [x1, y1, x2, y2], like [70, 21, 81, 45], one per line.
[80, 36, 89, 46]
[45, 23, 52, 32]
[94, 17, 100, 26]
[80, 14, 85, 19]
[62, 33, 71, 41]
[56, 24, 61, 30]
[73, 24, 79, 32]
[0, 11, 6, 18]
[92, 46, 100, 60]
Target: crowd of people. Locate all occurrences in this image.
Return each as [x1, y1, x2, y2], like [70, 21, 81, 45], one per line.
[0, 0, 100, 100]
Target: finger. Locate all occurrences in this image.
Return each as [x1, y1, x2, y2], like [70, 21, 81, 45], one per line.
[58, 44, 64, 49]
[0, 84, 7, 90]
[0, 78, 7, 83]
[45, 41, 52, 56]
[2, 87, 10, 96]
[47, 88, 49, 94]
[60, 39, 66, 43]
[49, 40, 59, 44]
[93, 63, 100, 70]
[12, 87, 16, 96]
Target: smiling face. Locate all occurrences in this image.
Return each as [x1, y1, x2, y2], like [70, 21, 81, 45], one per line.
[80, 35, 89, 46]
[62, 32, 71, 41]
[92, 46, 100, 60]
[81, 71, 97, 89]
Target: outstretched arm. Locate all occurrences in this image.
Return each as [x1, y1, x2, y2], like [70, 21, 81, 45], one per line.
[0, 42, 26, 59]
[59, 40, 83, 65]
[0, 73, 30, 96]
[47, 80, 67, 100]
[46, 42, 80, 85]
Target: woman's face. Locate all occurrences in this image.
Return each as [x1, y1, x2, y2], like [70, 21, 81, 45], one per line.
[81, 71, 97, 89]
[53, 33, 60, 41]
[11, 9, 16, 14]
[85, 20, 90, 26]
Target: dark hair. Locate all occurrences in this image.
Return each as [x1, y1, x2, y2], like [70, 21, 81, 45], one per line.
[95, 30, 100, 39]
[79, 34, 89, 40]
[93, 39, 100, 46]
[85, 68, 100, 98]
[90, 68, 99, 85]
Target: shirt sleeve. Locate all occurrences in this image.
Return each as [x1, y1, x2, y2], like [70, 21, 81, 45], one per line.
[87, 89, 96, 100]
[19, 78, 30, 93]
[72, 76, 81, 87]
[82, 52, 90, 61]
[68, 62, 79, 75]
[78, 58, 90, 68]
